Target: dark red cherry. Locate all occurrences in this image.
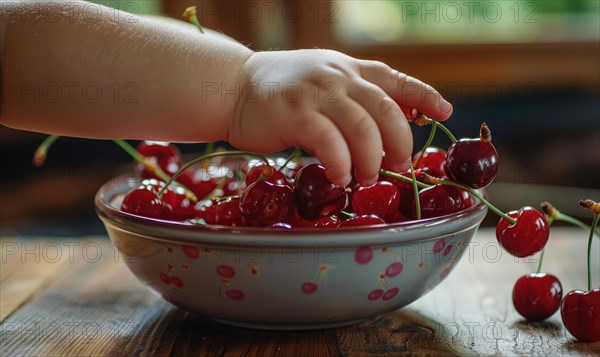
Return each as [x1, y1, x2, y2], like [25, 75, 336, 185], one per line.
[445, 124, 498, 189]
[314, 215, 341, 229]
[561, 289, 600, 342]
[194, 199, 217, 225]
[121, 187, 171, 219]
[240, 180, 294, 227]
[352, 181, 400, 223]
[136, 141, 182, 179]
[177, 170, 219, 201]
[245, 164, 287, 186]
[215, 197, 245, 226]
[162, 187, 196, 221]
[496, 207, 549, 258]
[381, 170, 426, 217]
[339, 215, 385, 227]
[294, 164, 348, 220]
[413, 147, 447, 178]
[512, 273, 562, 321]
[413, 185, 467, 219]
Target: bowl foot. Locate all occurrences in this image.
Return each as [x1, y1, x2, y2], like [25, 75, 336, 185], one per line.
[210, 317, 368, 331]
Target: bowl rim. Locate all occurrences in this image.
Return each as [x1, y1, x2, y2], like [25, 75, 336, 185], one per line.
[95, 175, 488, 247]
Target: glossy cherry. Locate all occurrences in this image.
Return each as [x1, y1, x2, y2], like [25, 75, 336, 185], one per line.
[560, 289, 600, 342]
[512, 273, 562, 321]
[161, 187, 197, 221]
[121, 186, 171, 219]
[288, 210, 340, 229]
[413, 185, 469, 219]
[496, 207, 549, 258]
[193, 199, 217, 225]
[339, 215, 385, 227]
[352, 181, 400, 223]
[240, 180, 294, 227]
[445, 123, 498, 189]
[176, 170, 219, 201]
[294, 163, 348, 220]
[136, 141, 182, 179]
[381, 170, 427, 217]
[215, 197, 245, 226]
[413, 147, 447, 178]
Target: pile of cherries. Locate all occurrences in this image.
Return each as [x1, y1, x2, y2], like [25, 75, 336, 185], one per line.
[35, 114, 597, 342]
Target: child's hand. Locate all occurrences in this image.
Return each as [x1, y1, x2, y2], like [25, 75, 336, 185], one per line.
[229, 49, 452, 187]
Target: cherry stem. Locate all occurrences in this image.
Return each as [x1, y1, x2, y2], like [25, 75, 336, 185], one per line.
[536, 248, 545, 274]
[413, 123, 437, 170]
[183, 6, 205, 34]
[379, 170, 431, 189]
[113, 140, 198, 201]
[203, 142, 215, 157]
[437, 179, 517, 225]
[555, 212, 600, 238]
[410, 164, 421, 220]
[33, 135, 60, 166]
[587, 213, 599, 291]
[340, 210, 355, 219]
[279, 147, 301, 171]
[158, 151, 271, 198]
[421, 117, 457, 143]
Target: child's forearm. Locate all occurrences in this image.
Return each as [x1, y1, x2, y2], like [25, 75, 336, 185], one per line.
[0, 0, 253, 142]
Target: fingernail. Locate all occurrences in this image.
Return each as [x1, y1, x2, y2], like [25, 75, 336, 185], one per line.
[439, 101, 453, 114]
[362, 175, 378, 187]
[337, 174, 352, 187]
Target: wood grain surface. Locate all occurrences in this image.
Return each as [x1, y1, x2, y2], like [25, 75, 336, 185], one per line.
[1, 228, 599, 356]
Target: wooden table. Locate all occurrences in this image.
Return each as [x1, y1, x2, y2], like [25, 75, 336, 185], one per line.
[1, 228, 599, 356]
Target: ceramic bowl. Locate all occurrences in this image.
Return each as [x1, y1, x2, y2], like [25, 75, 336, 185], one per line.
[95, 175, 487, 330]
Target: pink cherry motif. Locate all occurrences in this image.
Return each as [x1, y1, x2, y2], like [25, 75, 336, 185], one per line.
[182, 245, 200, 259]
[301, 282, 319, 294]
[368, 289, 384, 301]
[226, 289, 245, 300]
[443, 244, 453, 257]
[385, 262, 404, 278]
[159, 272, 171, 285]
[433, 239, 446, 253]
[355, 246, 373, 265]
[217, 264, 236, 279]
[171, 276, 184, 288]
[383, 287, 399, 300]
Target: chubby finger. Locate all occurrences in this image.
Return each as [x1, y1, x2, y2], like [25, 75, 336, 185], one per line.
[358, 60, 453, 121]
[286, 111, 352, 186]
[319, 96, 383, 186]
[347, 80, 413, 172]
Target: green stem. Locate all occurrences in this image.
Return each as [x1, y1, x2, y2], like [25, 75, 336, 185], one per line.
[203, 142, 215, 157]
[587, 214, 599, 291]
[438, 179, 517, 224]
[536, 248, 545, 274]
[279, 147, 301, 171]
[555, 212, 600, 238]
[430, 119, 457, 143]
[379, 170, 431, 189]
[410, 165, 421, 220]
[184, 7, 205, 34]
[33, 135, 60, 166]
[158, 151, 271, 198]
[414, 123, 437, 170]
[113, 140, 197, 201]
[340, 210, 355, 219]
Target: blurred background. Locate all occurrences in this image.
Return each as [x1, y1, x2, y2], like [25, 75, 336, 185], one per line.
[1, 0, 598, 235]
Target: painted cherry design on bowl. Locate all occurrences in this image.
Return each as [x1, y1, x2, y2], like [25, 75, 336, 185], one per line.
[496, 207, 549, 258]
[561, 288, 600, 342]
[512, 273, 562, 321]
[294, 163, 348, 220]
[445, 123, 498, 189]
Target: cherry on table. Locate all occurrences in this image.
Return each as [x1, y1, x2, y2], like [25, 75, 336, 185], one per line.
[512, 273, 562, 321]
[561, 288, 600, 342]
[496, 207, 549, 258]
[294, 163, 348, 220]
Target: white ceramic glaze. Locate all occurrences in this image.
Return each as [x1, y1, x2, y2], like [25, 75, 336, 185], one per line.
[96, 176, 487, 330]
